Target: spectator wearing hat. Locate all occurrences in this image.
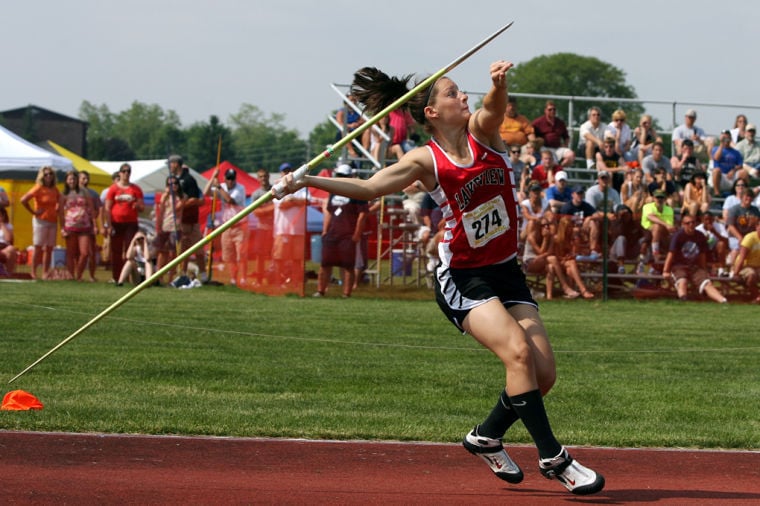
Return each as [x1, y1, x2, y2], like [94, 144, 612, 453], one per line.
[672, 109, 713, 161]
[272, 162, 309, 288]
[710, 129, 748, 197]
[681, 171, 711, 217]
[531, 100, 575, 168]
[736, 123, 760, 175]
[203, 167, 247, 286]
[545, 170, 572, 214]
[670, 138, 704, 191]
[640, 189, 675, 264]
[520, 181, 550, 242]
[662, 212, 728, 303]
[168, 154, 205, 276]
[313, 164, 368, 298]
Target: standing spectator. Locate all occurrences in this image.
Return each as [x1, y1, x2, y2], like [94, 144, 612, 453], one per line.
[531, 100, 575, 167]
[154, 176, 184, 285]
[168, 155, 205, 277]
[59, 170, 94, 281]
[606, 109, 634, 162]
[640, 189, 676, 264]
[577, 106, 609, 168]
[545, 170, 572, 214]
[672, 109, 712, 162]
[79, 170, 103, 282]
[670, 139, 703, 191]
[681, 171, 711, 217]
[204, 168, 247, 286]
[725, 189, 760, 274]
[732, 220, 760, 302]
[736, 123, 760, 175]
[630, 114, 661, 165]
[20, 166, 60, 280]
[249, 168, 274, 286]
[105, 163, 144, 283]
[272, 162, 308, 287]
[498, 96, 535, 150]
[595, 137, 626, 192]
[710, 129, 747, 198]
[662, 214, 727, 303]
[0, 207, 18, 275]
[313, 164, 368, 298]
[620, 168, 649, 218]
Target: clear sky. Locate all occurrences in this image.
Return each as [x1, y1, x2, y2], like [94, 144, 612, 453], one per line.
[3, 0, 759, 141]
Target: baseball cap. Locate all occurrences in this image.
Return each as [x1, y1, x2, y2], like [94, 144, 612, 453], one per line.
[224, 168, 236, 179]
[685, 109, 697, 118]
[528, 183, 542, 192]
[597, 169, 610, 179]
[747, 123, 757, 132]
[555, 170, 568, 182]
[334, 164, 353, 177]
[279, 162, 293, 172]
[653, 189, 667, 198]
[572, 185, 585, 194]
[168, 154, 183, 164]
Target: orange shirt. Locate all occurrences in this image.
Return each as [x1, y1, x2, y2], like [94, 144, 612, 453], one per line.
[27, 184, 60, 222]
[499, 114, 534, 146]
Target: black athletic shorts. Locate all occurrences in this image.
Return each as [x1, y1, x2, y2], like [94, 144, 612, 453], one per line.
[434, 256, 537, 333]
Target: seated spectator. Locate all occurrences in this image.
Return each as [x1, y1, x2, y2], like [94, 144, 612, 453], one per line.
[640, 189, 676, 264]
[670, 138, 702, 189]
[553, 217, 595, 298]
[0, 207, 18, 275]
[696, 212, 729, 276]
[585, 170, 621, 258]
[531, 100, 575, 167]
[117, 231, 153, 286]
[730, 114, 748, 145]
[732, 220, 760, 302]
[710, 129, 748, 197]
[335, 94, 364, 157]
[559, 186, 598, 259]
[577, 106, 609, 168]
[508, 145, 528, 200]
[631, 114, 661, 165]
[595, 137, 627, 192]
[363, 115, 403, 164]
[736, 123, 760, 176]
[722, 179, 747, 223]
[672, 109, 713, 163]
[648, 167, 680, 209]
[520, 182, 550, 242]
[725, 189, 760, 274]
[608, 204, 644, 273]
[620, 168, 649, 218]
[643, 141, 674, 184]
[662, 212, 728, 303]
[681, 171, 711, 217]
[546, 170, 572, 214]
[522, 215, 580, 299]
[520, 139, 541, 171]
[499, 96, 535, 149]
[530, 149, 557, 189]
[389, 108, 417, 154]
[607, 109, 634, 162]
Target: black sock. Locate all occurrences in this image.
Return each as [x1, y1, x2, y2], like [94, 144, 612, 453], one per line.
[478, 389, 520, 439]
[509, 389, 562, 459]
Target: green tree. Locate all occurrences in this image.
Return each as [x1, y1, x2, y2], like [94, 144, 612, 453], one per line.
[308, 118, 344, 171]
[229, 104, 308, 171]
[184, 115, 235, 171]
[113, 101, 184, 159]
[507, 53, 644, 128]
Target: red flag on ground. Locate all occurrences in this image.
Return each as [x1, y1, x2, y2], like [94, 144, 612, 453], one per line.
[1, 390, 43, 410]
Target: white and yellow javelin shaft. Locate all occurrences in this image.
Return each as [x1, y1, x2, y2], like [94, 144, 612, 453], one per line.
[9, 21, 514, 384]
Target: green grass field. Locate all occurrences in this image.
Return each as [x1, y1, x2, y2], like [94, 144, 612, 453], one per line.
[1, 280, 758, 450]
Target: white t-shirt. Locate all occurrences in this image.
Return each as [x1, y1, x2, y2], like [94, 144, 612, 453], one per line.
[274, 187, 309, 235]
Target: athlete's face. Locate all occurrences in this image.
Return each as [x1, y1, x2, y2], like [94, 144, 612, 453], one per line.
[426, 78, 469, 124]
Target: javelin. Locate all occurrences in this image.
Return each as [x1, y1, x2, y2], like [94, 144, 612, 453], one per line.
[8, 21, 514, 384]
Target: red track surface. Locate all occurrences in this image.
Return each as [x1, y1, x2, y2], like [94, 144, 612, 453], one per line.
[1, 431, 759, 505]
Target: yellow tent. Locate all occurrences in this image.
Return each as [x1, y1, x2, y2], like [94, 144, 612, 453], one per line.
[47, 141, 113, 188]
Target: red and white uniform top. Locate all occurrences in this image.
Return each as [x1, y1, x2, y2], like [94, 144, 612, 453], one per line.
[427, 131, 519, 269]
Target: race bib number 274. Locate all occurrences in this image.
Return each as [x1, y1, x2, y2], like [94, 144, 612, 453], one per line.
[461, 195, 510, 248]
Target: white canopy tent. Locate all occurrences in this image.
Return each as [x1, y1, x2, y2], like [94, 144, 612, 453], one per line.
[91, 159, 208, 195]
[0, 124, 73, 178]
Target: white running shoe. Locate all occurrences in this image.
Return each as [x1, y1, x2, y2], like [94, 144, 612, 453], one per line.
[462, 426, 523, 484]
[538, 447, 605, 495]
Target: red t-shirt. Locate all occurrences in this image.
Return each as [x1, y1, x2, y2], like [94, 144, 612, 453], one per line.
[106, 183, 144, 223]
